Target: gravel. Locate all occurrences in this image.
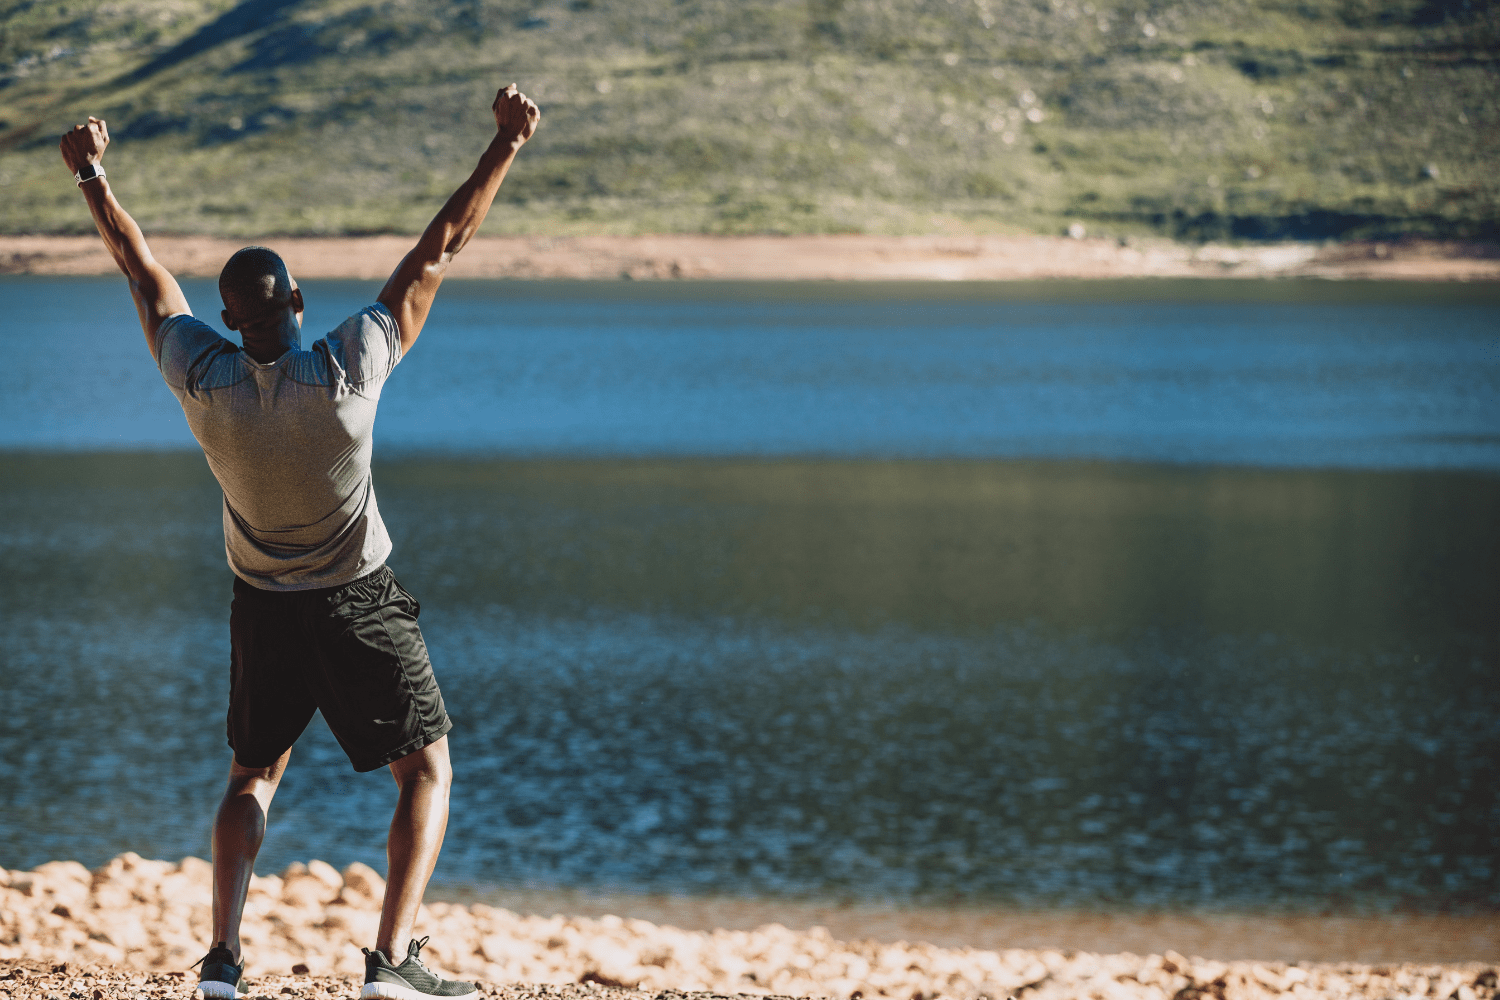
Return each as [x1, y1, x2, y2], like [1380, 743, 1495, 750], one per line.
[2, 855, 1496, 1000]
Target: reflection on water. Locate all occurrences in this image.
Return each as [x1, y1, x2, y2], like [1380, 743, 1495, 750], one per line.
[1, 453, 1495, 912]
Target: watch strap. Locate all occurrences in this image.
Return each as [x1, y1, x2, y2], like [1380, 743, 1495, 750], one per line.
[75, 162, 106, 185]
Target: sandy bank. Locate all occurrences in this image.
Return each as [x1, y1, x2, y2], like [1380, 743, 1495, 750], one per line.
[436, 888, 1500, 968]
[2, 235, 1498, 282]
[3, 855, 1497, 1000]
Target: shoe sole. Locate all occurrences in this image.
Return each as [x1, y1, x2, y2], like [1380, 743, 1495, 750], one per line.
[361, 983, 478, 1000]
[198, 982, 246, 999]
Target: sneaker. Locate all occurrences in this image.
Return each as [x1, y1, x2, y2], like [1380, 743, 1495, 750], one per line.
[361, 937, 478, 1000]
[194, 942, 246, 999]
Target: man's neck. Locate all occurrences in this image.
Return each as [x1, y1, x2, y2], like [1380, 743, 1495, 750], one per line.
[240, 320, 300, 364]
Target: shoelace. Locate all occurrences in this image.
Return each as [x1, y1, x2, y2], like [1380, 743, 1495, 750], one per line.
[362, 936, 434, 969]
[190, 942, 235, 971]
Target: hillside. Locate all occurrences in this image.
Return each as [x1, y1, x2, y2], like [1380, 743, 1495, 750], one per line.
[1, 0, 1496, 240]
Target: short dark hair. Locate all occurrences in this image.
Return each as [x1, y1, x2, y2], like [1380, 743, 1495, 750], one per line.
[219, 246, 293, 327]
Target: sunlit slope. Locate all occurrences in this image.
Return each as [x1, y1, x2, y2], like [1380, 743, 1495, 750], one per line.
[1, 0, 1495, 238]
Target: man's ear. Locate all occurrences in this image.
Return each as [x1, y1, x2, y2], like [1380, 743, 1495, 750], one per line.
[221, 308, 239, 331]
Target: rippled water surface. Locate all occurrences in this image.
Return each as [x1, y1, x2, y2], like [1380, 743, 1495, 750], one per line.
[0, 278, 1496, 914]
[1, 455, 1495, 912]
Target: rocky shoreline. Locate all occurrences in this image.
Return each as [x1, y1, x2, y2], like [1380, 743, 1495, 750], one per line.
[2, 234, 1498, 282]
[3, 855, 1497, 999]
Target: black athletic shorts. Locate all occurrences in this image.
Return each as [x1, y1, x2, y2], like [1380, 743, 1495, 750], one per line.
[228, 564, 453, 773]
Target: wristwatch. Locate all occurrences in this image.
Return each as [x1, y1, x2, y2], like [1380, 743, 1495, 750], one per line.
[74, 162, 106, 185]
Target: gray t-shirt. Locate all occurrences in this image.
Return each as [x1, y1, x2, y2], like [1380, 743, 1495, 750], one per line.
[155, 304, 402, 591]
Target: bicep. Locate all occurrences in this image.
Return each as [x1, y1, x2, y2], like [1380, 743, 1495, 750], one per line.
[376, 242, 451, 355]
[129, 261, 192, 360]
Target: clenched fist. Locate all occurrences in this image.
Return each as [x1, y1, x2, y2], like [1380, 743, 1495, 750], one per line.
[60, 116, 109, 174]
[493, 84, 540, 144]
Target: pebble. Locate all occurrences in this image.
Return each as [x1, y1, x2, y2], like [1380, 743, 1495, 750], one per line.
[1, 856, 1496, 999]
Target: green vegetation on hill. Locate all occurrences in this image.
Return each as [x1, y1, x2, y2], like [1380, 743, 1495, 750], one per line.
[0, 0, 1495, 239]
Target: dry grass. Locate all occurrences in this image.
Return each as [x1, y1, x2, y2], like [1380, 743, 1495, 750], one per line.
[0, 0, 1496, 239]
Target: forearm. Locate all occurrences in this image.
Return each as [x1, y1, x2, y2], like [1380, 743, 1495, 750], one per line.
[78, 176, 192, 343]
[378, 84, 537, 351]
[61, 116, 190, 349]
[80, 179, 158, 282]
[418, 134, 524, 265]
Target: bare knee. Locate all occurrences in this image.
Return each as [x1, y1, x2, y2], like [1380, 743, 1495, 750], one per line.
[223, 750, 290, 806]
[390, 736, 452, 791]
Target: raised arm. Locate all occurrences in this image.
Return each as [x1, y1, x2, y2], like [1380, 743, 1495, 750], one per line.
[378, 84, 540, 354]
[59, 117, 191, 360]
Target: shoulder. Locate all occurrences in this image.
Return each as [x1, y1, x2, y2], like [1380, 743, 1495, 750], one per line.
[155, 312, 219, 353]
[319, 303, 403, 386]
[156, 313, 240, 387]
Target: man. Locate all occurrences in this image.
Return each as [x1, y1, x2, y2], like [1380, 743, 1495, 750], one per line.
[58, 83, 540, 1000]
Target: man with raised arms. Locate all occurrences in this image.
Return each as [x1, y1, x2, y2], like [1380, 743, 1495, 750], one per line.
[58, 83, 540, 1000]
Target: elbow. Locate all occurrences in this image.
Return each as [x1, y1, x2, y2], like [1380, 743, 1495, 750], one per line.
[440, 219, 480, 260]
[439, 237, 467, 261]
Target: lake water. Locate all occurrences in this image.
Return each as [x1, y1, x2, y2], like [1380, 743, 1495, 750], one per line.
[0, 277, 1497, 916]
[4, 277, 1499, 467]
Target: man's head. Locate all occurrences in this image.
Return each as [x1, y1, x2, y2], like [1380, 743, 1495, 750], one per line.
[219, 245, 303, 335]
